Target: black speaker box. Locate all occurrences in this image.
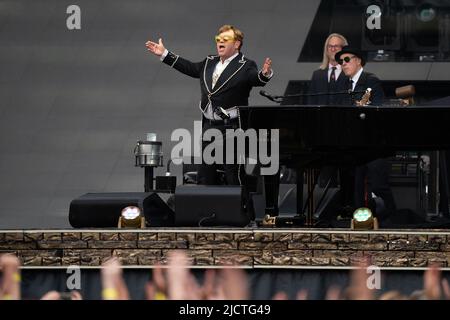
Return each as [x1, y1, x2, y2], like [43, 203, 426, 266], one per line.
[155, 176, 177, 192]
[69, 192, 174, 228]
[174, 185, 250, 227]
[143, 193, 175, 227]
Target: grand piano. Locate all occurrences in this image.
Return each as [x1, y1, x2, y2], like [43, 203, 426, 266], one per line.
[238, 105, 450, 224]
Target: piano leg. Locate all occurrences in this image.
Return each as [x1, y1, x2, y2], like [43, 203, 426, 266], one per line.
[294, 167, 319, 226]
[303, 169, 320, 226]
[296, 166, 304, 218]
[439, 151, 450, 217]
[264, 170, 280, 216]
[306, 170, 315, 225]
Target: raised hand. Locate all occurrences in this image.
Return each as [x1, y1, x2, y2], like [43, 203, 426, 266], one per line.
[424, 265, 442, 300]
[442, 278, 450, 299]
[262, 57, 272, 77]
[100, 257, 129, 300]
[0, 254, 21, 300]
[347, 258, 374, 300]
[145, 38, 166, 56]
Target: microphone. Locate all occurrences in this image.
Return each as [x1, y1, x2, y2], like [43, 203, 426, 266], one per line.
[259, 90, 277, 102]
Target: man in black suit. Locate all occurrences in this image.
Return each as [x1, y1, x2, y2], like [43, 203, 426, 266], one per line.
[146, 25, 273, 185]
[336, 47, 384, 106]
[335, 46, 396, 220]
[308, 33, 349, 106]
[308, 34, 350, 192]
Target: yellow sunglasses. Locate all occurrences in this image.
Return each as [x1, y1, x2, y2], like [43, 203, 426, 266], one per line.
[215, 35, 235, 43]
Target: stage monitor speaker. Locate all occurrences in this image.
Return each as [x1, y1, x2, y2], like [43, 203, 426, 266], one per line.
[143, 193, 175, 227]
[69, 192, 174, 228]
[174, 185, 250, 227]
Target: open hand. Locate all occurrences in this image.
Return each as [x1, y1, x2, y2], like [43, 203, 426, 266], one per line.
[145, 38, 166, 56]
[262, 57, 272, 76]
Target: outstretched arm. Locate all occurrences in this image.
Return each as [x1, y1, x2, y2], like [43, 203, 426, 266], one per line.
[145, 37, 203, 78]
[249, 58, 273, 87]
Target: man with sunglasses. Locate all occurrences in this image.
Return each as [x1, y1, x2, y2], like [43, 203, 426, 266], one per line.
[335, 46, 384, 105]
[145, 25, 273, 186]
[334, 46, 396, 223]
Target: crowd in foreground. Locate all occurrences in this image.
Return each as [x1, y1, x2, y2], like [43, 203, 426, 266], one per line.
[0, 252, 449, 300]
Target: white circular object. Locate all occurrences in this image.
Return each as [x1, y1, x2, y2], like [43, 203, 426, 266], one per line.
[121, 206, 141, 220]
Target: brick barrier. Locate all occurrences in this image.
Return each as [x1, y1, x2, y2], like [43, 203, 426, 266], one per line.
[0, 229, 449, 269]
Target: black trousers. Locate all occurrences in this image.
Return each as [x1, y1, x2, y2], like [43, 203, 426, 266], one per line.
[197, 118, 243, 186]
[354, 158, 396, 219]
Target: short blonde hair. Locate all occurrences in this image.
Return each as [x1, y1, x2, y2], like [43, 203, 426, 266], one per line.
[217, 25, 243, 50]
[319, 33, 348, 70]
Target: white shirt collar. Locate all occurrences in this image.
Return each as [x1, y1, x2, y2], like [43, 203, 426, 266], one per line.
[219, 52, 239, 64]
[350, 67, 364, 89]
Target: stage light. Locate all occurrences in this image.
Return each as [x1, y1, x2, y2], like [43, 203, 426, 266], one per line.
[351, 207, 379, 230]
[406, 1, 441, 56]
[416, 3, 437, 23]
[118, 206, 145, 228]
[134, 132, 164, 192]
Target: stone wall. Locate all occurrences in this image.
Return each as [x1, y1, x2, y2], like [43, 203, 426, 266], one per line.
[1, 229, 449, 269]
